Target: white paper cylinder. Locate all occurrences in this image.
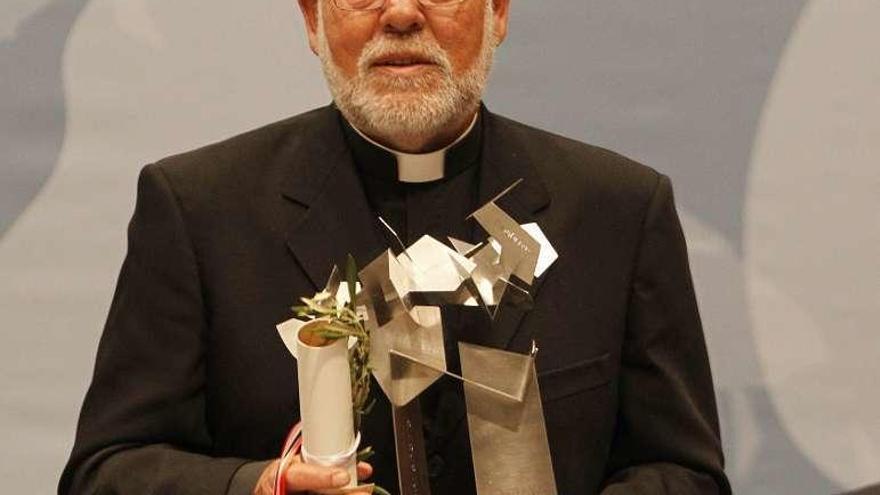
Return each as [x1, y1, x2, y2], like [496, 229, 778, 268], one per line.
[296, 320, 357, 487]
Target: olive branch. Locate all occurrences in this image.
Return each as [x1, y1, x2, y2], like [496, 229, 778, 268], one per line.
[292, 254, 375, 434]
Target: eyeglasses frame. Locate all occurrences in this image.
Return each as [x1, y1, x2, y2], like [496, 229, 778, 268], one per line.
[330, 0, 469, 13]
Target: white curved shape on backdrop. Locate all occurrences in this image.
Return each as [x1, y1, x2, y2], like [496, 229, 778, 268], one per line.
[0, 1, 327, 491]
[113, 0, 165, 49]
[745, 0, 880, 488]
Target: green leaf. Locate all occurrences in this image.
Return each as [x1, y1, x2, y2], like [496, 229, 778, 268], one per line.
[345, 254, 358, 312]
[322, 323, 365, 338]
[363, 397, 376, 415]
[357, 445, 375, 462]
[340, 307, 360, 321]
[313, 329, 347, 340]
[312, 290, 333, 302]
[373, 485, 392, 495]
[300, 297, 334, 315]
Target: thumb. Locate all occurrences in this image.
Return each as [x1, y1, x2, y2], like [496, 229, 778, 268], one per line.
[284, 461, 351, 492]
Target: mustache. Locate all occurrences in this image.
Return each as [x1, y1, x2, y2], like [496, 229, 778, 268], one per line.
[358, 35, 452, 73]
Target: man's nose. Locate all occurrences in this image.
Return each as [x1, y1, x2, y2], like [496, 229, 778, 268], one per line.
[379, 0, 426, 35]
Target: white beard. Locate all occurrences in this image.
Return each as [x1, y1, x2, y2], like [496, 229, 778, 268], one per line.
[316, 1, 496, 147]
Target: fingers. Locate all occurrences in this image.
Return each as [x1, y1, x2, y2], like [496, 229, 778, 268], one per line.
[284, 457, 373, 495]
[356, 461, 373, 480]
[282, 457, 375, 492]
[284, 461, 351, 491]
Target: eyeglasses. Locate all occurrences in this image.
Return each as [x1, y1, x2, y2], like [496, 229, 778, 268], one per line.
[331, 0, 468, 12]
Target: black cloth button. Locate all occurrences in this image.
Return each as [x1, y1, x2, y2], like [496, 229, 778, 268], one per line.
[428, 454, 446, 478]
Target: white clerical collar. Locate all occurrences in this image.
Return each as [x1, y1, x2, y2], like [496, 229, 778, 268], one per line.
[348, 112, 479, 183]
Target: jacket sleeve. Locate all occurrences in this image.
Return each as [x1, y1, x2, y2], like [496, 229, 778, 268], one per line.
[58, 164, 250, 494]
[599, 175, 731, 494]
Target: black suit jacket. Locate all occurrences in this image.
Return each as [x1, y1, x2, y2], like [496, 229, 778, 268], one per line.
[60, 105, 730, 494]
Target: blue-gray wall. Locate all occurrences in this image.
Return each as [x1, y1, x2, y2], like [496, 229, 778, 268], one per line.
[1, 1, 877, 493]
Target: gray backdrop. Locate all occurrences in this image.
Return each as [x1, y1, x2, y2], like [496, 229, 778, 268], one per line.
[1, 1, 877, 493]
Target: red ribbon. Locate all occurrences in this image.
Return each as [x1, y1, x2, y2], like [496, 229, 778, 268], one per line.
[274, 421, 303, 495]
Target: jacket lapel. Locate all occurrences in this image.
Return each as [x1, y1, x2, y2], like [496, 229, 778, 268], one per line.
[280, 106, 387, 290]
[475, 109, 552, 352]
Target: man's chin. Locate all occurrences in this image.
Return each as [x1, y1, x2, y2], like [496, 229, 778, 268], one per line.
[358, 87, 450, 114]
[356, 94, 442, 124]
[365, 70, 445, 92]
[348, 95, 451, 134]
[364, 89, 439, 103]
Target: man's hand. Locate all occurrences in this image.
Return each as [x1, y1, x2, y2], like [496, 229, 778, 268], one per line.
[253, 455, 374, 495]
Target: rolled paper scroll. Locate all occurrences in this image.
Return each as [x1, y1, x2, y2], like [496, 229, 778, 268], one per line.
[295, 320, 358, 490]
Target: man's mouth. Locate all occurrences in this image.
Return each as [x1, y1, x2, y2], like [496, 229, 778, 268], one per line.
[370, 53, 438, 74]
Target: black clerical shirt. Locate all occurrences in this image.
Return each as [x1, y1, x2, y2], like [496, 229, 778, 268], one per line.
[341, 113, 483, 248]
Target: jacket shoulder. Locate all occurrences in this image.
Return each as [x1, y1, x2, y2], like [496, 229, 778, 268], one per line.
[152, 106, 331, 187]
[488, 113, 663, 203]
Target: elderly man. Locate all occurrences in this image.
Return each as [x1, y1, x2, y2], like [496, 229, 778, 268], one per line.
[60, 0, 729, 494]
